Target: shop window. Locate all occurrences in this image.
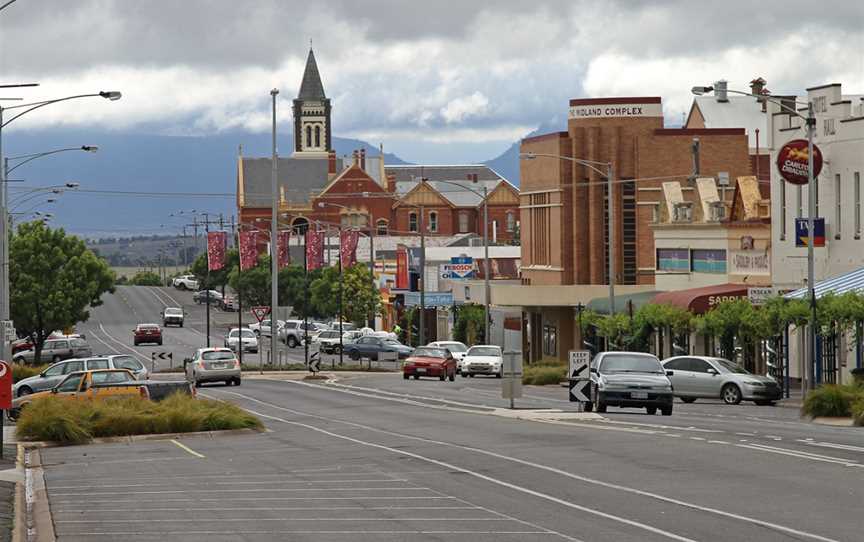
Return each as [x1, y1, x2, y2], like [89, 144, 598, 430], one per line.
[656, 249, 689, 272]
[543, 324, 557, 357]
[690, 249, 727, 274]
[505, 211, 515, 232]
[429, 211, 438, 233]
[409, 212, 418, 233]
[376, 219, 388, 236]
[458, 212, 469, 233]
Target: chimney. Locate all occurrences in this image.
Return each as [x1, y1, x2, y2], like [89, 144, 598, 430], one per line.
[750, 77, 768, 112]
[352, 150, 359, 166]
[714, 80, 728, 103]
[386, 173, 396, 194]
[328, 150, 336, 175]
[360, 148, 366, 170]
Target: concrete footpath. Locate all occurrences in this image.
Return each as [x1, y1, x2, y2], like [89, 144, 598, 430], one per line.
[0, 426, 20, 542]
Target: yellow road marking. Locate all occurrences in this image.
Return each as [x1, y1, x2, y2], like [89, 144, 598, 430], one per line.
[170, 439, 205, 459]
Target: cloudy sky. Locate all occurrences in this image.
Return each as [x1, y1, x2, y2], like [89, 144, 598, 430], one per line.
[1, 0, 862, 163]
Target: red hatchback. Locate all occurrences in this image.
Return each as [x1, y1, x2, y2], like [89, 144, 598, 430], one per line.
[403, 347, 456, 381]
[133, 324, 163, 346]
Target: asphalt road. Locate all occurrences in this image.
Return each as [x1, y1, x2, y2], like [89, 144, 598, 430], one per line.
[78, 286, 308, 371]
[35, 374, 863, 541]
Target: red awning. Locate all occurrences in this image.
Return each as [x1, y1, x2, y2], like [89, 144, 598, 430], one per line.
[652, 283, 748, 315]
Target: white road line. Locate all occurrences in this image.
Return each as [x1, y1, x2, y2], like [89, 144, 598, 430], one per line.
[52, 496, 457, 506]
[170, 439, 205, 458]
[57, 517, 514, 524]
[51, 487, 433, 497]
[49, 479, 410, 490]
[737, 443, 859, 466]
[97, 324, 152, 364]
[217, 388, 842, 542]
[64, 531, 558, 537]
[54, 505, 478, 513]
[799, 440, 864, 453]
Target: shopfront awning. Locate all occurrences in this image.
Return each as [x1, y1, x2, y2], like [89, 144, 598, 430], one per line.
[651, 283, 748, 315]
[586, 291, 662, 315]
[785, 267, 864, 300]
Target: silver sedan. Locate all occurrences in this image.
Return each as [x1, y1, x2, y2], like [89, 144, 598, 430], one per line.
[661, 356, 782, 405]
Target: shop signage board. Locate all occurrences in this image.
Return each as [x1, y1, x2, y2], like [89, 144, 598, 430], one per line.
[569, 102, 663, 119]
[795, 218, 826, 247]
[776, 139, 823, 185]
[747, 287, 774, 306]
[403, 291, 454, 307]
[729, 250, 770, 275]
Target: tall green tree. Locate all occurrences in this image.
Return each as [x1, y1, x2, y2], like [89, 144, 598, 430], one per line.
[342, 264, 381, 326]
[309, 266, 340, 319]
[453, 303, 485, 346]
[190, 249, 238, 295]
[227, 255, 272, 307]
[10, 221, 115, 362]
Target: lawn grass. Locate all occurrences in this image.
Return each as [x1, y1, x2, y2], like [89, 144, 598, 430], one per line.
[16, 393, 263, 444]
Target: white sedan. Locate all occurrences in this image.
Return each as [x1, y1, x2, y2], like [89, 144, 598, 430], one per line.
[460, 345, 503, 378]
[427, 341, 468, 373]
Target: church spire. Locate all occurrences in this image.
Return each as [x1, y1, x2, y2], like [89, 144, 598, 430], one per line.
[297, 48, 326, 100]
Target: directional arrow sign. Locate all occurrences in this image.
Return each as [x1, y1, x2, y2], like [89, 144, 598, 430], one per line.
[151, 352, 173, 360]
[569, 380, 591, 403]
[309, 352, 321, 373]
[568, 350, 590, 379]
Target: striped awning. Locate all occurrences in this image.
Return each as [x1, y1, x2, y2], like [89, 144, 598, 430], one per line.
[785, 267, 864, 300]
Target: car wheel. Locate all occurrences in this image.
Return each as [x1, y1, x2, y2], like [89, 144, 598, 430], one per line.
[17, 386, 32, 397]
[721, 383, 742, 405]
[287, 336, 298, 348]
[439, 373, 445, 381]
[468, 373, 475, 378]
[661, 405, 673, 416]
[403, 373, 409, 380]
[158, 340, 163, 346]
[595, 392, 607, 413]
[461, 373, 467, 378]
[413, 375, 420, 380]
[449, 371, 455, 382]
[179, 322, 184, 328]
[349, 350, 360, 361]
[680, 397, 697, 404]
[583, 401, 593, 412]
[225, 380, 232, 386]
[496, 371, 502, 379]
[646, 407, 657, 415]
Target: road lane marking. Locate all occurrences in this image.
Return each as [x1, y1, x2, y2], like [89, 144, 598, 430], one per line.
[55, 505, 478, 513]
[51, 487, 433, 497]
[798, 440, 864, 453]
[169, 439, 205, 459]
[49, 478, 409, 490]
[52, 496, 458, 506]
[736, 443, 858, 466]
[217, 388, 843, 542]
[57, 517, 516, 523]
[62, 531, 559, 537]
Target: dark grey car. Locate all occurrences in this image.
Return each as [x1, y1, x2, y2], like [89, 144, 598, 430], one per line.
[345, 336, 413, 361]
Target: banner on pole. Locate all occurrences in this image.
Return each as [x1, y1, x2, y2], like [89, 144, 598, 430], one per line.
[239, 231, 259, 271]
[207, 231, 227, 271]
[306, 229, 324, 271]
[340, 230, 359, 268]
[277, 230, 291, 268]
[396, 244, 409, 290]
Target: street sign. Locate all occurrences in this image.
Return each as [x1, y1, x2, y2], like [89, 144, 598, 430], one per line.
[0, 321, 14, 342]
[309, 352, 321, 373]
[747, 287, 773, 306]
[568, 350, 591, 379]
[251, 306, 271, 323]
[501, 350, 523, 405]
[151, 352, 173, 361]
[569, 379, 591, 402]
[777, 139, 823, 185]
[403, 291, 454, 307]
[795, 218, 825, 247]
[0, 361, 12, 410]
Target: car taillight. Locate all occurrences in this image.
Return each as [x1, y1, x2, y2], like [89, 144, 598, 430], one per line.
[139, 386, 149, 399]
[234, 359, 240, 368]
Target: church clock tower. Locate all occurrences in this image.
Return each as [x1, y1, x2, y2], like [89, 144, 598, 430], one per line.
[293, 48, 332, 158]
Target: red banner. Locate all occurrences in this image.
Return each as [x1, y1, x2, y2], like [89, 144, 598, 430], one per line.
[207, 231, 227, 271]
[277, 230, 291, 268]
[396, 244, 409, 290]
[306, 229, 324, 271]
[239, 231, 259, 271]
[340, 230, 359, 269]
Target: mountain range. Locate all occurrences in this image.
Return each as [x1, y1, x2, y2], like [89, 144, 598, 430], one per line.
[3, 126, 536, 237]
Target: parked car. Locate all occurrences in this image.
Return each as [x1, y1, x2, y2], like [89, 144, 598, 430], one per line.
[461, 345, 503, 378]
[193, 289, 223, 305]
[12, 337, 93, 365]
[133, 323, 163, 346]
[587, 351, 674, 415]
[185, 347, 241, 387]
[172, 274, 199, 290]
[329, 321, 356, 332]
[428, 341, 469, 373]
[14, 355, 150, 398]
[161, 307, 184, 327]
[661, 356, 782, 405]
[277, 320, 306, 348]
[224, 328, 258, 353]
[220, 294, 239, 312]
[344, 336, 413, 361]
[403, 347, 457, 381]
[249, 319, 284, 338]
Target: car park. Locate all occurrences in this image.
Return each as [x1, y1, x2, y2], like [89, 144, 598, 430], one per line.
[277, 320, 305, 347]
[314, 330, 346, 354]
[161, 307, 184, 327]
[12, 337, 93, 364]
[193, 289, 223, 305]
[172, 274, 199, 290]
[427, 341, 468, 373]
[587, 351, 674, 415]
[133, 323, 163, 346]
[224, 328, 258, 353]
[662, 356, 782, 405]
[249, 318, 284, 338]
[345, 335, 413, 361]
[461, 345, 503, 377]
[403, 347, 457, 381]
[185, 347, 241, 387]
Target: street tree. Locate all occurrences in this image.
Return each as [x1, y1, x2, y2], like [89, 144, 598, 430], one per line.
[10, 221, 115, 362]
[190, 249, 238, 295]
[227, 255, 271, 307]
[341, 264, 380, 326]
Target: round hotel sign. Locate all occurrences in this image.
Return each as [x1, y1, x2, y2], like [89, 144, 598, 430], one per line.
[776, 139, 822, 185]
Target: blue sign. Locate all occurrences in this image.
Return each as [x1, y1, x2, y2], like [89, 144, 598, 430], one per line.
[451, 256, 473, 265]
[795, 218, 825, 247]
[403, 291, 454, 307]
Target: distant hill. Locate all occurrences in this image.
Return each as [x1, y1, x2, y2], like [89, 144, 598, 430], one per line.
[3, 129, 408, 237]
[482, 119, 566, 187]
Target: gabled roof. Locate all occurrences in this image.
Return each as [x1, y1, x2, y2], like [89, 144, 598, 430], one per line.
[688, 96, 767, 150]
[239, 156, 341, 207]
[298, 48, 326, 100]
[319, 163, 388, 197]
[393, 181, 454, 209]
[386, 164, 516, 207]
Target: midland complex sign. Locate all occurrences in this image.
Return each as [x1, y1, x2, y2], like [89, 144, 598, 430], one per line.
[569, 102, 663, 119]
[776, 139, 823, 185]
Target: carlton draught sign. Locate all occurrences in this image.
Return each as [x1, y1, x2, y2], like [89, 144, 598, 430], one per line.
[776, 139, 823, 185]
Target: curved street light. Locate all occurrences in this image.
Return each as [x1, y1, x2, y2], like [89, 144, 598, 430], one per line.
[5, 145, 98, 177]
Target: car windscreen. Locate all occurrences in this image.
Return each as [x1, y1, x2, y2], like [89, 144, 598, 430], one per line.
[467, 347, 500, 357]
[113, 356, 144, 372]
[713, 358, 751, 374]
[229, 330, 255, 338]
[202, 351, 236, 361]
[440, 343, 467, 352]
[600, 354, 663, 374]
[319, 331, 339, 338]
[411, 348, 447, 358]
[164, 308, 182, 315]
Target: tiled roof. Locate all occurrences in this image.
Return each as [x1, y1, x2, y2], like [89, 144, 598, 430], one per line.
[298, 48, 326, 100]
[387, 164, 515, 207]
[240, 156, 342, 207]
[785, 267, 864, 300]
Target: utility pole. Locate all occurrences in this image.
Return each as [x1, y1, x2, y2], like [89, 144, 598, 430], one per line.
[204, 212, 211, 348]
[608, 162, 616, 315]
[270, 88, 279, 368]
[368, 222, 375, 330]
[482, 185, 490, 343]
[806, 102, 817, 392]
[419, 205, 426, 345]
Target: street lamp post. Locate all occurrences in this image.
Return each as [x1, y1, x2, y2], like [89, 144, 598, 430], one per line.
[0, 91, 119, 361]
[519, 153, 616, 314]
[692, 83, 817, 392]
[269, 88, 279, 366]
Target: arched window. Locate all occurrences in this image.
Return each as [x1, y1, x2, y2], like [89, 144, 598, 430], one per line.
[428, 211, 438, 233]
[305, 125, 312, 148]
[314, 126, 321, 148]
[376, 219, 389, 236]
[408, 212, 418, 233]
[506, 211, 516, 232]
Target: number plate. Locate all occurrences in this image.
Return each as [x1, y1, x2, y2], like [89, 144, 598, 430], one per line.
[416, 368, 426, 373]
[631, 391, 648, 399]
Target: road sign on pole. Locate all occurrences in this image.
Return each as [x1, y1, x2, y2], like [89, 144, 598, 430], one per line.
[569, 380, 591, 402]
[501, 350, 523, 408]
[309, 351, 321, 373]
[251, 306, 270, 323]
[568, 350, 590, 379]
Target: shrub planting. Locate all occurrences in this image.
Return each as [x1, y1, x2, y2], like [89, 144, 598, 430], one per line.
[12, 363, 48, 383]
[801, 384, 858, 418]
[523, 364, 567, 386]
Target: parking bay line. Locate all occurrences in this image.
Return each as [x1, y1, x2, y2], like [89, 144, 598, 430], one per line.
[51, 496, 459, 507]
[169, 439, 206, 458]
[50, 487, 434, 497]
[54, 505, 479, 513]
[49, 478, 410, 490]
[63, 530, 559, 537]
[56, 517, 516, 524]
[218, 387, 843, 542]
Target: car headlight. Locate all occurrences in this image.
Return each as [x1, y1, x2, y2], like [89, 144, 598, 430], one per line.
[743, 380, 765, 387]
[654, 384, 673, 391]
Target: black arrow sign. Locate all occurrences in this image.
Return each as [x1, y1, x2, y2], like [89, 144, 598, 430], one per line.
[571, 364, 587, 378]
[309, 351, 321, 373]
[151, 352, 173, 360]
